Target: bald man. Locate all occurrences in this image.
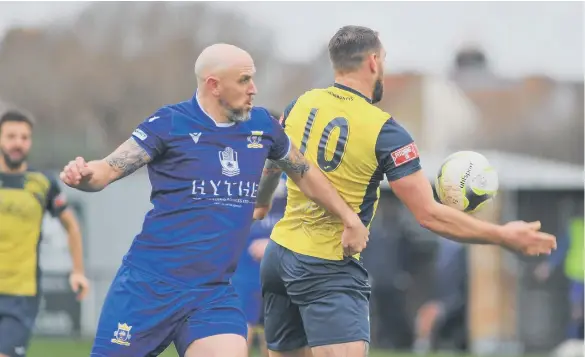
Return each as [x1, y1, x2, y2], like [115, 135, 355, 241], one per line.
[60, 44, 369, 357]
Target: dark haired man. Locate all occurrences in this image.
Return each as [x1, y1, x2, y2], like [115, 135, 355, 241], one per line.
[256, 25, 556, 357]
[0, 110, 89, 357]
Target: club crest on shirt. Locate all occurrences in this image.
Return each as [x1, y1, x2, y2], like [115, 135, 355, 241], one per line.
[247, 131, 264, 149]
[111, 323, 132, 346]
[219, 147, 240, 177]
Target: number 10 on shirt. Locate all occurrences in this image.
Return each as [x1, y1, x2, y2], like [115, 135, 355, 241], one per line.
[299, 108, 349, 172]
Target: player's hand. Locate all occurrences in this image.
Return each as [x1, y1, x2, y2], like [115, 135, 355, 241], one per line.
[249, 238, 270, 261]
[341, 216, 369, 256]
[60, 157, 94, 188]
[500, 221, 557, 256]
[69, 272, 90, 301]
[253, 205, 271, 220]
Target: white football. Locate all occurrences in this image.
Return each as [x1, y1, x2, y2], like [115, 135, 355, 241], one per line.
[435, 151, 499, 213]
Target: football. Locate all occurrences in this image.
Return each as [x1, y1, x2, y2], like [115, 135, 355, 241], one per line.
[435, 151, 499, 213]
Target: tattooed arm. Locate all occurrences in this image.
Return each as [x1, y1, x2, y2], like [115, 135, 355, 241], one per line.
[61, 138, 152, 192]
[255, 143, 360, 227]
[255, 161, 284, 208]
[103, 138, 152, 182]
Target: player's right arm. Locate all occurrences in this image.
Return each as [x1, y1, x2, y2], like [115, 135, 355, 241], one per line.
[60, 109, 168, 192]
[60, 139, 152, 192]
[377, 118, 556, 256]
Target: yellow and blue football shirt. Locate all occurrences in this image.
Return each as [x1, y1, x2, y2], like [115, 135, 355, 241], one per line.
[0, 170, 68, 296]
[271, 83, 422, 260]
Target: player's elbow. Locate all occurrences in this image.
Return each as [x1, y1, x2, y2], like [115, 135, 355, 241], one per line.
[414, 201, 442, 231]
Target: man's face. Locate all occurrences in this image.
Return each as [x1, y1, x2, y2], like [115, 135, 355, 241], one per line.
[0, 121, 32, 170]
[216, 63, 258, 123]
[371, 46, 386, 104]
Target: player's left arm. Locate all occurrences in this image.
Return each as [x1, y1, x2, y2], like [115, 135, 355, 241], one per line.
[379, 119, 555, 255]
[47, 177, 90, 300]
[254, 105, 294, 214]
[375, 119, 503, 244]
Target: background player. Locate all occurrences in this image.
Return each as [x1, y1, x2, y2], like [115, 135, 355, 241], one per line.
[233, 166, 287, 357]
[60, 43, 368, 357]
[0, 110, 89, 357]
[255, 25, 557, 357]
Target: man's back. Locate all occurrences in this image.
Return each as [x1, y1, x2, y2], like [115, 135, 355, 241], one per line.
[272, 83, 419, 260]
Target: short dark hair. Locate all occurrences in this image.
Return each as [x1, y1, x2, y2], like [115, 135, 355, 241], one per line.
[328, 25, 382, 73]
[0, 110, 34, 133]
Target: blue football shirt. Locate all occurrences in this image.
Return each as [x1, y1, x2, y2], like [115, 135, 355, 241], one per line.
[124, 93, 291, 287]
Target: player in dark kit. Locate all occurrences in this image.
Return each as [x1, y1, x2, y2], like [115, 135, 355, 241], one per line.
[254, 26, 557, 357]
[0, 111, 89, 357]
[232, 171, 286, 357]
[60, 43, 368, 357]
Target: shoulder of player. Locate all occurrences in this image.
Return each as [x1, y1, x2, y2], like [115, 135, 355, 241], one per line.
[284, 87, 329, 108]
[374, 116, 416, 154]
[365, 104, 393, 124]
[279, 88, 325, 119]
[296, 88, 328, 103]
[144, 105, 175, 125]
[249, 106, 280, 129]
[25, 168, 57, 189]
[134, 105, 176, 138]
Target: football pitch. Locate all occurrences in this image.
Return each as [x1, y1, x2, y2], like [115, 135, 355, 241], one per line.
[27, 337, 536, 357]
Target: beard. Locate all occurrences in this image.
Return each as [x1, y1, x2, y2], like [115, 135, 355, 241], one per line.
[1, 148, 27, 170]
[219, 98, 252, 123]
[372, 77, 384, 104]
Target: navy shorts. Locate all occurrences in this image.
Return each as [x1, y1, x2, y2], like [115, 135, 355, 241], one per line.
[0, 295, 39, 357]
[260, 241, 371, 351]
[90, 263, 247, 357]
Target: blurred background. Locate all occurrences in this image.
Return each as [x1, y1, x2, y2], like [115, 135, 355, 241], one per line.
[0, 1, 582, 356]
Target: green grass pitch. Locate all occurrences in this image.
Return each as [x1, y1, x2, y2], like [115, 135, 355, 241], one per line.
[28, 337, 528, 357]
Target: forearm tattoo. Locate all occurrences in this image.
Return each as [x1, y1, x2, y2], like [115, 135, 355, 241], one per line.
[105, 137, 152, 180]
[275, 146, 310, 178]
[256, 160, 283, 206]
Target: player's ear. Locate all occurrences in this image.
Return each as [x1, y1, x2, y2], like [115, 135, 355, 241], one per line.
[206, 76, 221, 96]
[368, 53, 378, 74]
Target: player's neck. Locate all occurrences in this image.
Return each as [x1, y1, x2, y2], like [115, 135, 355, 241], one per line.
[0, 157, 26, 173]
[196, 92, 231, 124]
[333, 76, 373, 102]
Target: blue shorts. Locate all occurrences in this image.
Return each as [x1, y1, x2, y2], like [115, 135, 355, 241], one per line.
[232, 281, 263, 326]
[261, 241, 371, 351]
[0, 295, 39, 357]
[91, 263, 247, 357]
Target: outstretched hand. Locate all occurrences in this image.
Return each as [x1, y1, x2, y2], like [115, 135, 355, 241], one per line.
[501, 221, 556, 256]
[60, 157, 94, 188]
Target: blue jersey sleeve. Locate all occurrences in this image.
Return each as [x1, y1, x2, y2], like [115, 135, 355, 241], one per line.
[131, 107, 172, 160]
[375, 118, 422, 181]
[267, 112, 291, 161]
